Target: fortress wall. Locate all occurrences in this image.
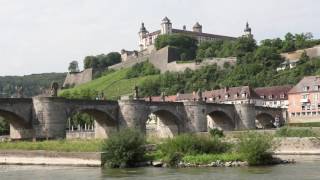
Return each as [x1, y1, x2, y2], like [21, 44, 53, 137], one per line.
[165, 57, 237, 72]
[108, 55, 150, 70]
[110, 46, 237, 73]
[63, 68, 93, 87]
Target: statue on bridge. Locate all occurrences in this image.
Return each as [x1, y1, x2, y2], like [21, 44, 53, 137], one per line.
[160, 92, 166, 102]
[15, 86, 24, 98]
[133, 85, 139, 100]
[197, 89, 203, 102]
[50, 82, 59, 97]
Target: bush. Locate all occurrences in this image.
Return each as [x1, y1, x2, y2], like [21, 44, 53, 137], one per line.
[157, 134, 230, 166]
[209, 128, 224, 138]
[101, 128, 146, 168]
[238, 132, 274, 165]
[125, 61, 160, 79]
[275, 127, 318, 137]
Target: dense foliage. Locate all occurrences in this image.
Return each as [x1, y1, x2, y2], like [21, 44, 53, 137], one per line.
[0, 73, 66, 98]
[83, 52, 121, 69]
[238, 132, 274, 165]
[125, 61, 160, 79]
[155, 34, 197, 60]
[156, 134, 230, 166]
[0, 117, 9, 135]
[101, 128, 146, 168]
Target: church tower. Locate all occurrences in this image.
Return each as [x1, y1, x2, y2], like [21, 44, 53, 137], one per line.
[138, 22, 148, 51]
[244, 22, 253, 38]
[161, 17, 172, 34]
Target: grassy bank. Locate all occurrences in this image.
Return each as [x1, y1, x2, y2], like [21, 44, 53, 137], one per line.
[0, 139, 103, 152]
[59, 68, 160, 100]
[275, 127, 319, 137]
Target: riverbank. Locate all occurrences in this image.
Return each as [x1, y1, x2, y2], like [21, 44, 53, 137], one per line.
[0, 150, 101, 167]
[0, 137, 319, 167]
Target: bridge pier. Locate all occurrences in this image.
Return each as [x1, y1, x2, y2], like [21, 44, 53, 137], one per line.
[234, 104, 256, 130]
[183, 101, 207, 132]
[33, 97, 69, 139]
[118, 100, 149, 133]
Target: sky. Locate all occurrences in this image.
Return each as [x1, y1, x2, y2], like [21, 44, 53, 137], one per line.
[0, 0, 319, 76]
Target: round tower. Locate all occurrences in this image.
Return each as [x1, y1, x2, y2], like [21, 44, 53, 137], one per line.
[161, 16, 172, 34]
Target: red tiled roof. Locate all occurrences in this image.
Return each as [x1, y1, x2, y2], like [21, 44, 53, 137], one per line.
[289, 76, 320, 94]
[255, 85, 293, 100]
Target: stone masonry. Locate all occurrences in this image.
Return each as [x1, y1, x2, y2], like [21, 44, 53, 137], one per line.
[0, 97, 284, 139]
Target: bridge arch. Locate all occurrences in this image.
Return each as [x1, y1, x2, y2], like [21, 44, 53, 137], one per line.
[255, 113, 275, 129]
[68, 108, 118, 139]
[207, 110, 235, 131]
[146, 108, 182, 138]
[0, 109, 32, 139]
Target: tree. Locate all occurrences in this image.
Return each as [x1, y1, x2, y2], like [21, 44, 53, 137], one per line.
[234, 36, 257, 57]
[68, 61, 79, 73]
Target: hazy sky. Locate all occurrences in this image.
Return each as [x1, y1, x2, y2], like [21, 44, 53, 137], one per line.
[0, 0, 319, 76]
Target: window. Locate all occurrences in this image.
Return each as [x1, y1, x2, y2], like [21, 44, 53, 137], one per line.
[291, 113, 295, 117]
[242, 93, 247, 98]
[302, 112, 306, 116]
[260, 95, 265, 99]
[303, 86, 309, 92]
[314, 85, 319, 91]
[297, 112, 301, 116]
[302, 94, 308, 99]
[280, 94, 285, 99]
[307, 112, 311, 116]
[312, 112, 316, 116]
[225, 94, 230, 99]
[302, 105, 305, 110]
[268, 95, 273, 100]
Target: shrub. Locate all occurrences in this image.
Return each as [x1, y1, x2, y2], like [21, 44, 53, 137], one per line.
[275, 127, 318, 137]
[125, 61, 160, 79]
[209, 128, 224, 138]
[101, 128, 146, 168]
[238, 132, 274, 165]
[157, 134, 230, 166]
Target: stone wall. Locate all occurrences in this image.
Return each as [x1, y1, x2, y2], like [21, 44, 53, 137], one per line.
[66, 131, 95, 140]
[110, 46, 237, 73]
[275, 137, 320, 154]
[63, 68, 93, 87]
[164, 57, 236, 73]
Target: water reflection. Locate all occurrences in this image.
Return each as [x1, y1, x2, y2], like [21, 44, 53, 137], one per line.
[1, 161, 320, 180]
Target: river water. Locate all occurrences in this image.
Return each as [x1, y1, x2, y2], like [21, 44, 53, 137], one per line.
[1, 160, 320, 180]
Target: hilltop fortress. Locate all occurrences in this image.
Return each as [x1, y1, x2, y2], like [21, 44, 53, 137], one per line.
[137, 17, 239, 53]
[64, 17, 251, 87]
[111, 17, 251, 71]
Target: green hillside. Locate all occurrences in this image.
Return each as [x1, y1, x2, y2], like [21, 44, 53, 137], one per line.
[0, 73, 66, 97]
[59, 68, 159, 100]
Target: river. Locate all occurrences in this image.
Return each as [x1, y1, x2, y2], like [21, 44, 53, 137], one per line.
[1, 158, 320, 180]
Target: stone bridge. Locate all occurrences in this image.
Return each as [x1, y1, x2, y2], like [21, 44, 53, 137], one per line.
[0, 97, 285, 139]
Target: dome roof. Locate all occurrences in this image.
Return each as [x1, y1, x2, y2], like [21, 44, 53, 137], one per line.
[162, 16, 171, 23]
[139, 22, 147, 32]
[193, 22, 202, 28]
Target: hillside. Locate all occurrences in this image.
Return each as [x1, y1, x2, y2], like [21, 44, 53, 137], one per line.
[59, 68, 160, 100]
[0, 73, 66, 97]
